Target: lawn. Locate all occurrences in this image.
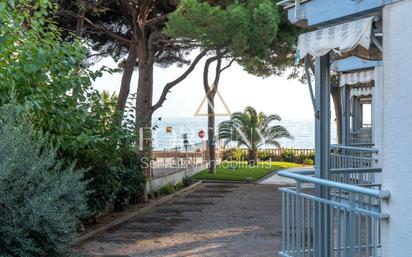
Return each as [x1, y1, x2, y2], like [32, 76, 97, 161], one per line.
[193, 161, 302, 182]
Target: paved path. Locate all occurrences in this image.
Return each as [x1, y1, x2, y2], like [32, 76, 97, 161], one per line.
[259, 167, 314, 185]
[75, 183, 283, 257]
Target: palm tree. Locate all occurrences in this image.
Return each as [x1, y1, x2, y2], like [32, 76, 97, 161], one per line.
[100, 90, 118, 129]
[101, 90, 118, 113]
[218, 106, 292, 165]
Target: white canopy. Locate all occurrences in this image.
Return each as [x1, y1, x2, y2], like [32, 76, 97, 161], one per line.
[296, 17, 374, 63]
[351, 87, 373, 98]
[340, 69, 375, 87]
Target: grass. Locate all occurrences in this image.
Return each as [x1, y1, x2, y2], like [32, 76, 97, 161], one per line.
[193, 161, 302, 182]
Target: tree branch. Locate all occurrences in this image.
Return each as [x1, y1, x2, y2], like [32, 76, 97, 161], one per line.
[61, 9, 133, 45]
[220, 57, 236, 73]
[203, 56, 220, 94]
[308, 57, 315, 75]
[211, 57, 223, 95]
[146, 14, 167, 27]
[148, 31, 162, 65]
[203, 49, 228, 96]
[151, 51, 207, 112]
[156, 37, 196, 45]
[118, 0, 135, 15]
[137, 0, 155, 28]
[86, 52, 111, 59]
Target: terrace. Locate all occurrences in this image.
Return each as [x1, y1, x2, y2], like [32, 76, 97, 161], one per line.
[275, 1, 395, 256]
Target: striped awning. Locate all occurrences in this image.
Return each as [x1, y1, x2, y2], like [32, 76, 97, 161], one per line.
[295, 17, 374, 63]
[340, 69, 375, 87]
[351, 87, 373, 98]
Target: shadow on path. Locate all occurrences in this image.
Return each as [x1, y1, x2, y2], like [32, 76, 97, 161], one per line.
[75, 183, 283, 257]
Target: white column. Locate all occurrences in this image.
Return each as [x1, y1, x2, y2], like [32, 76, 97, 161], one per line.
[372, 66, 383, 170]
[382, 1, 412, 256]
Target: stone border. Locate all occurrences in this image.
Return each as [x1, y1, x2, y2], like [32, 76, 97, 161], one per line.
[257, 166, 315, 186]
[195, 167, 285, 184]
[196, 179, 250, 184]
[74, 181, 202, 245]
[255, 169, 284, 184]
[149, 163, 207, 192]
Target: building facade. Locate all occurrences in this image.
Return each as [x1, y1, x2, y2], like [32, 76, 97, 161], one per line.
[277, 0, 412, 256]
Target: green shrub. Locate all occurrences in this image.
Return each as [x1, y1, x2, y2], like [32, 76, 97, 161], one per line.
[182, 175, 194, 187]
[222, 148, 233, 161]
[0, 106, 86, 257]
[281, 149, 296, 162]
[233, 148, 247, 161]
[303, 158, 314, 165]
[294, 153, 306, 164]
[258, 150, 271, 161]
[175, 182, 184, 189]
[0, 2, 146, 217]
[222, 148, 247, 161]
[159, 183, 176, 195]
[307, 152, 315, 164]
[113, 151, 146, 211]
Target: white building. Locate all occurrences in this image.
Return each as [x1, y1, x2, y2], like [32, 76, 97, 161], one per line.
[276, 0, 412, 256]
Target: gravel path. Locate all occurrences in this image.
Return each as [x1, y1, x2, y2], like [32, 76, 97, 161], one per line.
[75, 183, 283, 257]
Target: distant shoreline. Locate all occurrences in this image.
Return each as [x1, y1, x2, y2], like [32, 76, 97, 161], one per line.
[151, 117, 337, 150]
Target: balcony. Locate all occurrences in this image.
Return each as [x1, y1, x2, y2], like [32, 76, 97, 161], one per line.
[349, 129, 373, 147]
[278, 169, 389, 257]
[329, 145, 379, 185]
[278, 142, 387, 257]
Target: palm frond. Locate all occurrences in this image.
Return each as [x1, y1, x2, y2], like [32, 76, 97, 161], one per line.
[217, 106, 291, 152]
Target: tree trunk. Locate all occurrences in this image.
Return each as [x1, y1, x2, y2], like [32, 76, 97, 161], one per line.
[207, 96, 216, 173]
[135, 46, 154, 181]
[331, 84, 342, 144]
[203, 56, 223, 174]
[75, 1, 86, 37]
[116, 43, 138, 120]
[248, 148, 258, 166]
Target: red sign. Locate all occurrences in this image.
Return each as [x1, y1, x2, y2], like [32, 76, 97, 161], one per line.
[198, 130, 205, 139]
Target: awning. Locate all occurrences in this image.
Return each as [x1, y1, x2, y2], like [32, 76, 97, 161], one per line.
[340, 69, 374, 87]
[351, 87, 373, 98]
[295, 17, 374, 63]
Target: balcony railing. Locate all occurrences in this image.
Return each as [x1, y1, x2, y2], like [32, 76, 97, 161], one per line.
[330, 145, 379, 185]
[278, 170, 389, 257]
[350, 129, 373, 146]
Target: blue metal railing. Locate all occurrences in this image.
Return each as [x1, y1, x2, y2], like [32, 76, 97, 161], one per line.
[278, 170, 389, 257]
[329, 145, 380, 185]
[349, 129, 373, 146]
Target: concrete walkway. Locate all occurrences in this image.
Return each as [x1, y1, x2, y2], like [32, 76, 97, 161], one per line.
[259, 167, 314, 185]
[75, 183, 283, 257]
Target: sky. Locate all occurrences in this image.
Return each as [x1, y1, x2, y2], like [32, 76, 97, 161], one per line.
[92, 54, 316, 121]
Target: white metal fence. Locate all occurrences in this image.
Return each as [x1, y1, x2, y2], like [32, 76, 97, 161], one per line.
[350, 129, 373, 146]
[329, 145, 379, 185]
[279, 170, 389, 257]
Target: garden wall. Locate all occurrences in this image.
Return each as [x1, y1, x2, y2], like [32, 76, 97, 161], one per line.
[148, 163, 208, 192]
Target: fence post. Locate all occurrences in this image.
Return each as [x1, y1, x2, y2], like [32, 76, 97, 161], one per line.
[175, 147, 178, 171]
[348, 192, 356, 257]
[296, 181, 302, 256]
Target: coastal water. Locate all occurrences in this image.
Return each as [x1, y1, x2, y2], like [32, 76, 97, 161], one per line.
[151, 117, 337, 150]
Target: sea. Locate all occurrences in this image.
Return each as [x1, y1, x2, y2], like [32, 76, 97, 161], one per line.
[151, 117, 337, 150]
